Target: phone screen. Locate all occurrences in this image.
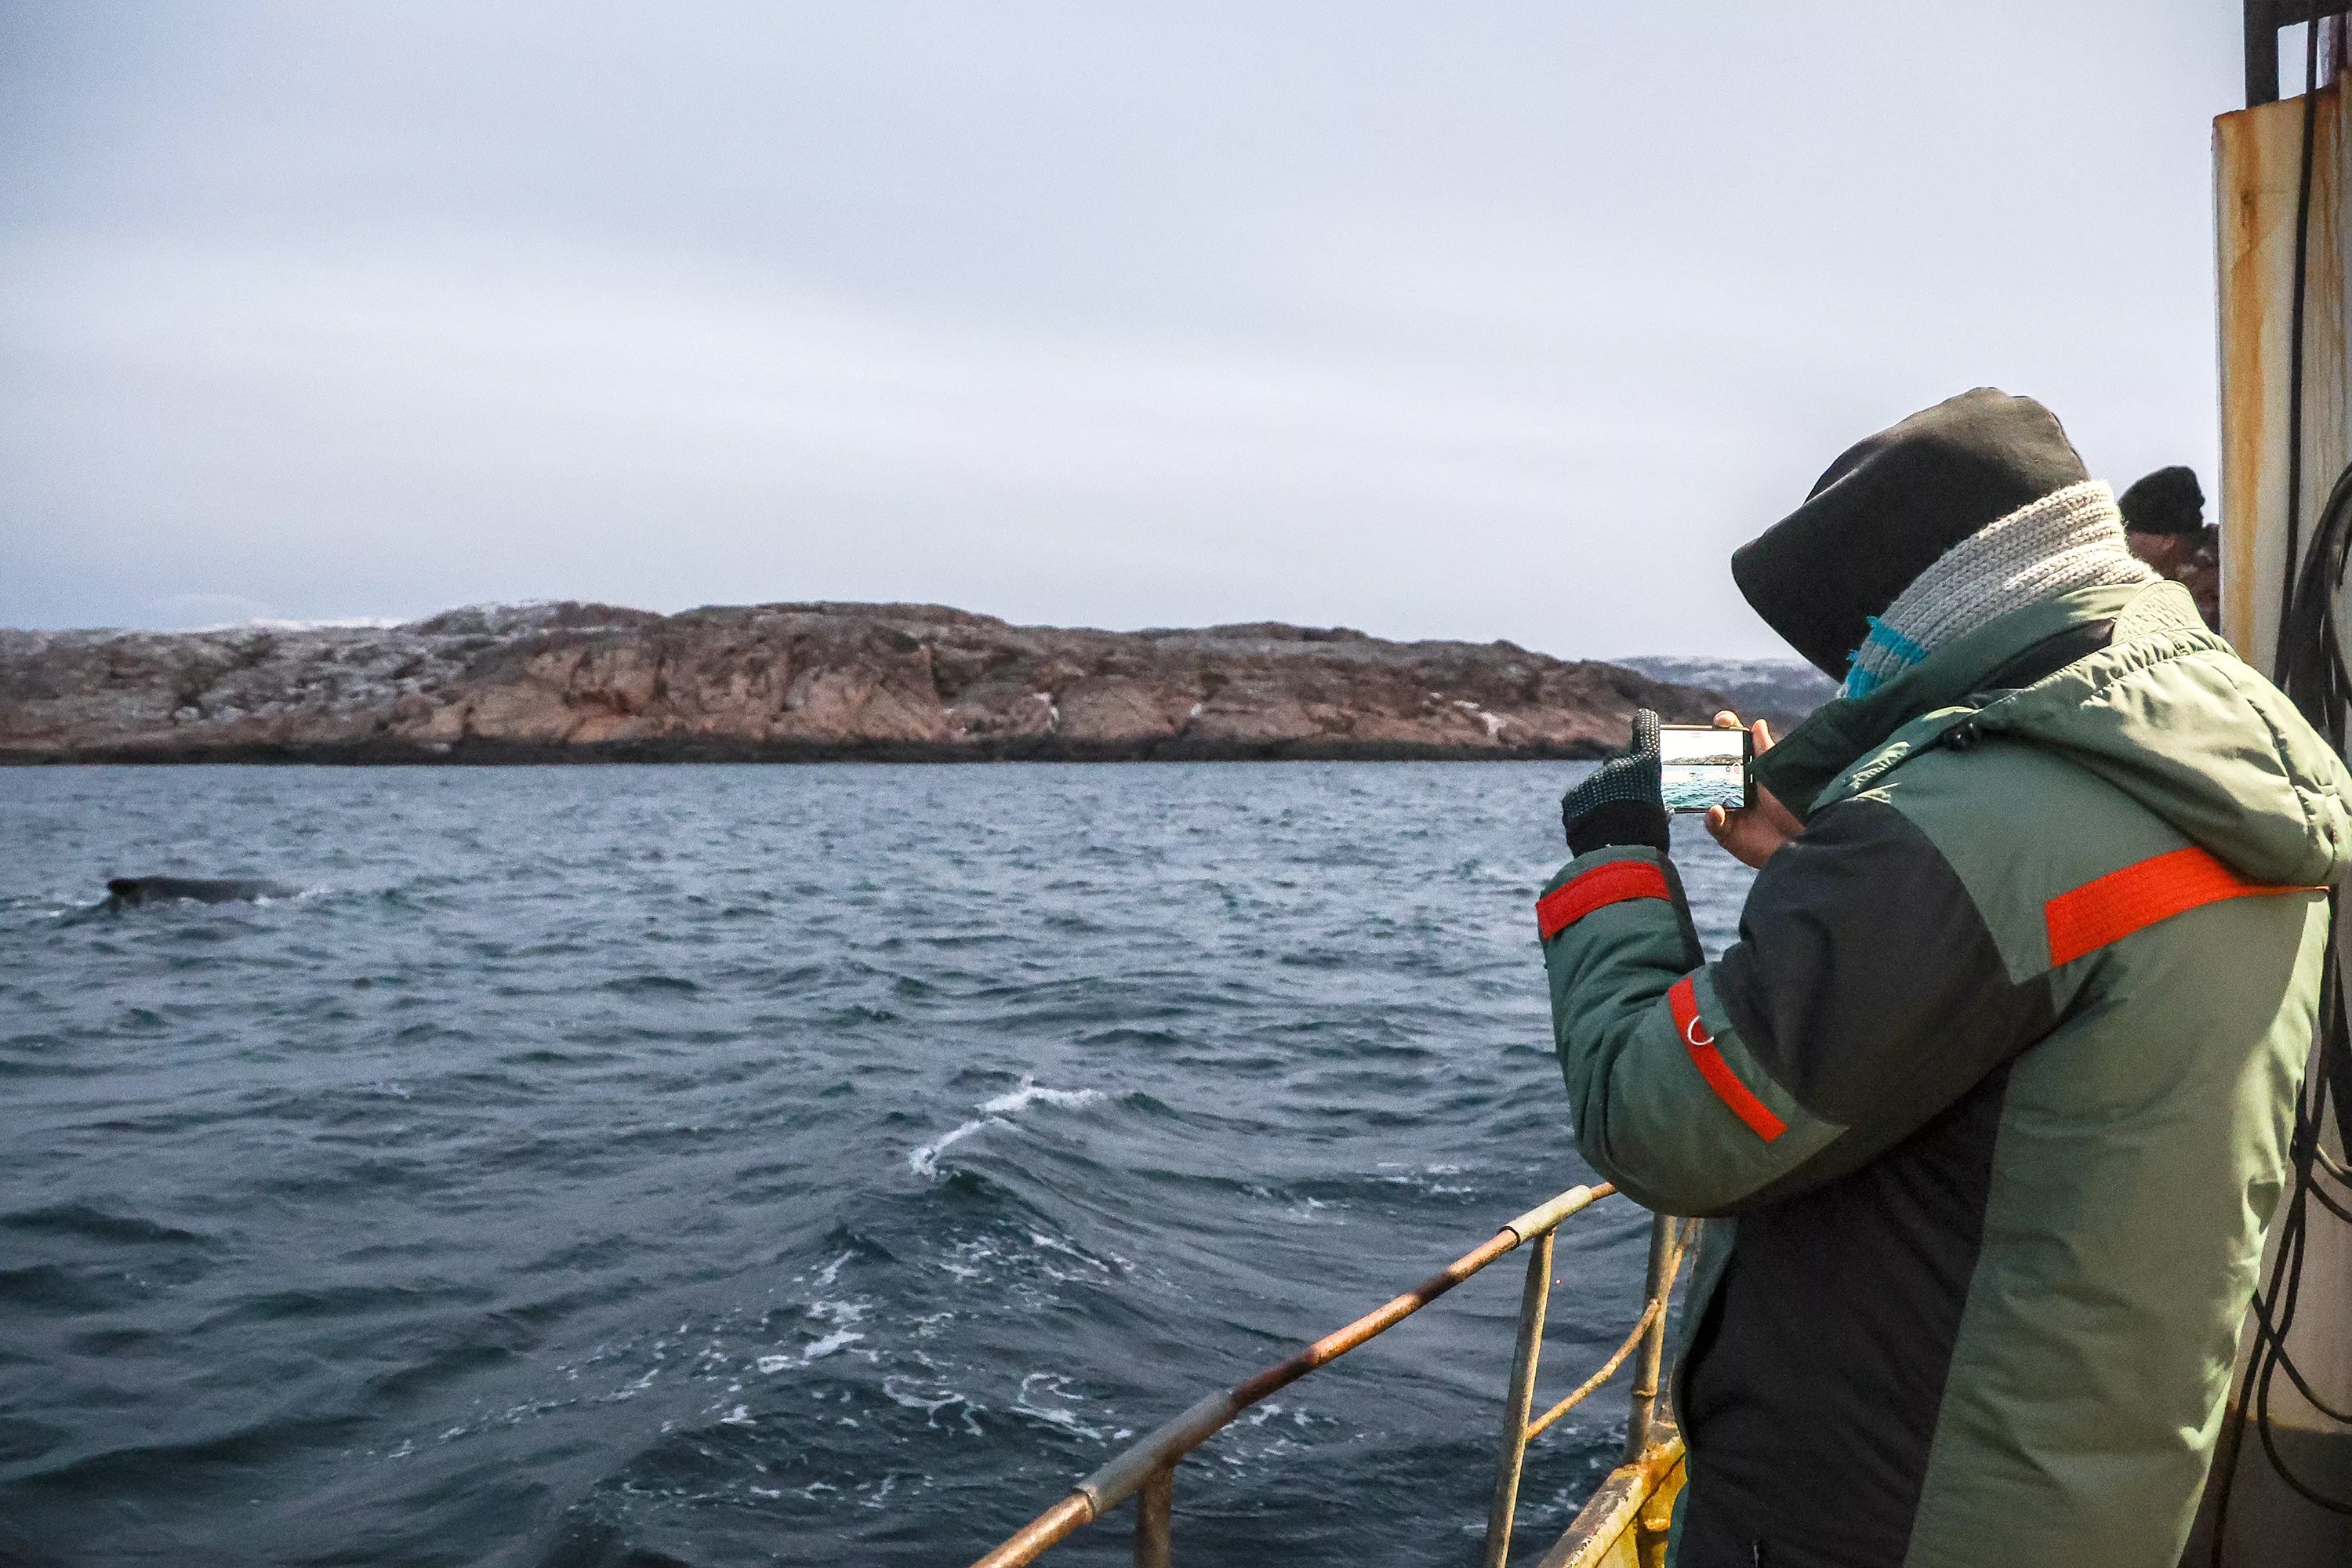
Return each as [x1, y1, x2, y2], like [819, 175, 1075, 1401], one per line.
[1658, 724, 1752, 814]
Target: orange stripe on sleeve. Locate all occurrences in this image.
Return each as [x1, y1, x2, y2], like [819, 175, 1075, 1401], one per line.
[1536, 860, 1671, 942]
[2044, 846, 2319, 967]
[1668, 975, 1786, 1142]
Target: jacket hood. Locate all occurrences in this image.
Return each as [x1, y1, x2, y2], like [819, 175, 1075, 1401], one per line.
[1733, 389, 2091, 681]
[1772, 580, 2352, 887]
[1970, 582, 2352, 887]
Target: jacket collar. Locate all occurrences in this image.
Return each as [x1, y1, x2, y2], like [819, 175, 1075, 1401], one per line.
[1754, 579, 2186, 818]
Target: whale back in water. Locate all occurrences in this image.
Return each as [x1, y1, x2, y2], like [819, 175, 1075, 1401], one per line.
[104, 876, 301, 909]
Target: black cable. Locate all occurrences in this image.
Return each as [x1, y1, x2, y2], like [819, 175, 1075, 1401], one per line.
[2277, 458, 2352, 750]
[2214, 926, 2352, 1559]
[2317, 1140, 2352, 1181]
[2281, 17, 2323, 647]
[2252, 1018, 2352, 1513]
[2247, 1006, 2352, 1430]
[2301, 1162, 2352, 1225]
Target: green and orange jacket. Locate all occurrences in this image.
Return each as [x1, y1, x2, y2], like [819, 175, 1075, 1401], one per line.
[1536, 580, 2352, 1568]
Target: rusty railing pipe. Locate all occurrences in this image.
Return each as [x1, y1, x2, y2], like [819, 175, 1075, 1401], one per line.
[1133, 1465, 1171, 1568]
[1621, 1210, 1677, 1462]
[1483, 1226, 1555, 1568]
[1523, 1296, 1662, 1443]
[968, 1181, 1616, 1568]
[971, 1495, 1094, 1568]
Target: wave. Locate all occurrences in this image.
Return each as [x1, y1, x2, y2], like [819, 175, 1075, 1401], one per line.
[0, 760, 1727, 1566]
[906, 1076, 1103, 1178]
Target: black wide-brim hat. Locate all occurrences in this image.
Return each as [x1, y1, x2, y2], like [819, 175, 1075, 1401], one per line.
[1730, 388, 2090, 680]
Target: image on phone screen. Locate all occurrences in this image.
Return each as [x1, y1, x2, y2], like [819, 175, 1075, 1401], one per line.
[1658, 725, 1751, 813]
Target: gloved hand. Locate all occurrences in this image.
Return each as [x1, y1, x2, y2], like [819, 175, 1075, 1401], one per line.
[1560, 708, 1671, 857]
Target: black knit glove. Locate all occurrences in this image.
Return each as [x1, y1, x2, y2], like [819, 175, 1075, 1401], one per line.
[1561, 709, 1671, 857]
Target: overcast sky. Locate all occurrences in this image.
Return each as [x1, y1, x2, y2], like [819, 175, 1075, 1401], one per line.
[0, 2, 2255, 656]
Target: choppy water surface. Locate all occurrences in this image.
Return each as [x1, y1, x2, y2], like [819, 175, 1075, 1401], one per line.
[0, 764, 1751, 1566]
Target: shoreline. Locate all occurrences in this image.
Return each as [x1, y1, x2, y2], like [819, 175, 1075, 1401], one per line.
[0, 735, 1621, 766]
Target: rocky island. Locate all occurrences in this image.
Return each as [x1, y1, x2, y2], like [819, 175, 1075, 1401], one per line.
[0, 601, 1805, 764]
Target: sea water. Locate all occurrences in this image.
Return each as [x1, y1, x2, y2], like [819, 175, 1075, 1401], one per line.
[0, 764, 1753, 1566]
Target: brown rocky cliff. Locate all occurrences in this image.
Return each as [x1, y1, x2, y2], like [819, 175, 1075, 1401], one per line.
[0, 601, 1733, 762]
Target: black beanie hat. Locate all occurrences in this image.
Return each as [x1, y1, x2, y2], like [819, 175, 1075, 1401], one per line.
[2117, 465, 2205, 537]
[1730, 388, 2089, 680]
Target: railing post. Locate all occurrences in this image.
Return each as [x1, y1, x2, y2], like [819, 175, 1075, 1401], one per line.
[1622, 1211, 1675, 1462]
[1482, 1227, 1554, 1568]
[1134, 1465, 1172, 1568]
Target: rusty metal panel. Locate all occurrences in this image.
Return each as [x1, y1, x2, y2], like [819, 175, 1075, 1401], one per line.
[2208, 77, 2352, 1568]
[2215, 82, 2347, 673]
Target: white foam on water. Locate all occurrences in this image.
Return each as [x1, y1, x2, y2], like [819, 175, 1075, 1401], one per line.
[800, 1328, 864, 1363]
[906, 1076, 1102, 1177]
[1025, 1231, 1109, 1272]
[883, 1375, 985, 1436]
[610, 1366, 661, 1401]
[1011, 1370, 1109, 1441]
[978, 1077, 1101, 1116]
[907, 1118, 989, 1178]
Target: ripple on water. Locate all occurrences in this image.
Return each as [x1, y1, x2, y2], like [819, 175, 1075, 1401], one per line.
[0, 764, 1744, 1565]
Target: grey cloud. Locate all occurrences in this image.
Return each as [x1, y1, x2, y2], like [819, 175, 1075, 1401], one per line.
[0, 2, 2239, 653]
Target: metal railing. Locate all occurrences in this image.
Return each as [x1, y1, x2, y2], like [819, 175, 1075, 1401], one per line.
[1483, 1208, 1696, 1566]
[969, 1183, 1695, 1568]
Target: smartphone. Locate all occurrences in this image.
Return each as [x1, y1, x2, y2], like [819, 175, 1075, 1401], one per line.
[1657, 724, 1754, 814]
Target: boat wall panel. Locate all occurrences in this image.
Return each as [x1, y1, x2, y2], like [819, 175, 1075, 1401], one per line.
[2206, 73, 2352, 1566]
[2215, 80, 2347, 673]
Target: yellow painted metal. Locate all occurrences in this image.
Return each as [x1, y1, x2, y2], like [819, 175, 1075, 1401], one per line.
[1532, 1432, 1686, 1568]
[1634, 1455, 1680, 1568]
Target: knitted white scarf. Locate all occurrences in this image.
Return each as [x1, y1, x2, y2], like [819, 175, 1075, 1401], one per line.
[1842, 480, 2156, 698]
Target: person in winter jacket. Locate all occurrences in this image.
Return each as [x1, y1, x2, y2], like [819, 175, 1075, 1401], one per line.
[2118, 464, 2205, 575]
[1537, 389, 2352, 1567]
[2119, 465, 2221, 630]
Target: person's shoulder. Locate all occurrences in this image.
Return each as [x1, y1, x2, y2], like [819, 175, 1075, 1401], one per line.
[1820, 742, 2193, 979]
[1857, 736, 2169, 862]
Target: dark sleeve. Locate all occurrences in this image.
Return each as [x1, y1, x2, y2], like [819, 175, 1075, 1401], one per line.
[1708, 797, 2057, 1200]
[1538, 801, 2055, 1216]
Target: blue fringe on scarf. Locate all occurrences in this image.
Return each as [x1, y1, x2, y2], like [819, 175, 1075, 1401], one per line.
[1841, 616, 1929, 699]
